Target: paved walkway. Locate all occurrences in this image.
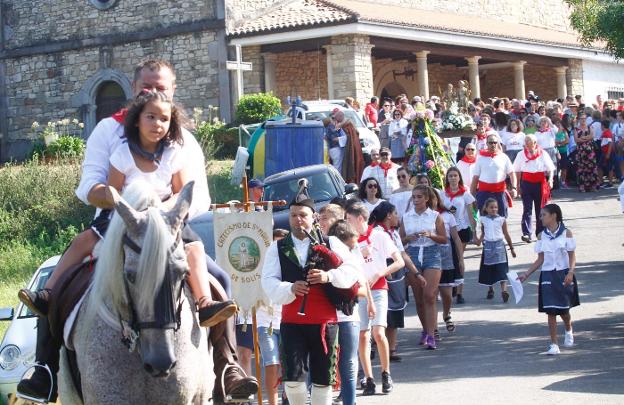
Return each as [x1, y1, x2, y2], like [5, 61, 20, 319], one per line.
[356, 187, 624, 404]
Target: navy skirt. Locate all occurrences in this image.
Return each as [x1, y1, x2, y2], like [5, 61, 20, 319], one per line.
[538, 269, 580, 315]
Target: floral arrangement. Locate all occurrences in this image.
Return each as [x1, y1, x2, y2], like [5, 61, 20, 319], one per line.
[30, 118, 85, 159]
[438, 102, 476, 133]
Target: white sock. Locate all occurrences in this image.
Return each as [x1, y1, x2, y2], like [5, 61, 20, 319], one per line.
[284, 381, 307, 405]
[310, 384, 332, 405]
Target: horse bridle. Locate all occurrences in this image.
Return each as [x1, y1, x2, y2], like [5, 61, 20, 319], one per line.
[118, 231, 185, 352]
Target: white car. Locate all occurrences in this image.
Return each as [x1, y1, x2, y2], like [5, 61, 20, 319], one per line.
[287, 101, 381, 155]
[0, 255, 60, 401]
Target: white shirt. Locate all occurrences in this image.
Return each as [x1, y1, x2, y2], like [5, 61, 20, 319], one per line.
[473, 153, 514, 184]
[402, 208, 439, 247]
[261, 233, 360, 306]
[536, 127, 557, 149]
[501, 131, 526, 151]
[388, 118, 409, 148]
[480, 215, 505, 242]
[440, 211, 457, 241]
[442, 190, 475, 231]
[619, 180, 624, 213]
[513, 149, 556, 174]
[389, 190, 412, 221]
[358, 228, 399, 288]
[535, 230, 576, 271]
[75, 117, 210, 219]
[590, 120, 603, 141]
[362, 164, 400, 198]
[456, 159, 476, 190]
[363, 198, 384, 215]
[256, 305, 282, 329]
[109, 142, 184, 201]
[612, 121, 624, 142]
[336, 236, 366, 323]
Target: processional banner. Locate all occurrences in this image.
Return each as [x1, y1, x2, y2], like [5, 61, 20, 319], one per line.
[213, 209, 273, 318]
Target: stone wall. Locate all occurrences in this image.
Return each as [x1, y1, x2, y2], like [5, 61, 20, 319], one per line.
[3, 32, 222, 159]
[273, 51, 328, 103]
[567, 59, 584, 97]
[327, 34, 374, 107]
[241, 45, 265, 95]
[2, 0, 216, 49]
[524, 65, 558, 101]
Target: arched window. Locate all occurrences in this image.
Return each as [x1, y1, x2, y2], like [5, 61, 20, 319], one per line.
[95, 81, 127, 123]
[89, 0, 118, 10]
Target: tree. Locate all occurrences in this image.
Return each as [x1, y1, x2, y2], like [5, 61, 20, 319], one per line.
[567, 0, 624, 59]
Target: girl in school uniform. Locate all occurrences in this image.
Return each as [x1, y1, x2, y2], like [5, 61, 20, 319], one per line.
[518, 204, 580, 355]
[476, 198, 516, 302]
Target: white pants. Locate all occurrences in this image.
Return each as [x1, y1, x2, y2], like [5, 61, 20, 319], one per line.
[329, 146, 344, 174]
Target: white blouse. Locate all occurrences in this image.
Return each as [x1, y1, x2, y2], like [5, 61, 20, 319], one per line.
[402, 208, 439, 247]
[442, 190, 475, 231]
[389, 190, 412, 221]
[501, 131, 526, 151]
[536, 128, 557, 149]
[535, 231, 576, 271]
[480, 215, 505, 242]
[456, 160, 476, 190]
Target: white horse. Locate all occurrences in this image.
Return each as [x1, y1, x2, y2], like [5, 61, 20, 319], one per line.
[58, 181, 213, 404]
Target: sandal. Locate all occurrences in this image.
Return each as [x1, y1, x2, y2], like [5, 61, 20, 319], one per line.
[502, 290, 510, 303]
[444, 315, 455, 332]
[486, 289, 494, 299]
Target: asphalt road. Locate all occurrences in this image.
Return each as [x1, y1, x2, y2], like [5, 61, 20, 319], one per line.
[356, 186, 624, 405]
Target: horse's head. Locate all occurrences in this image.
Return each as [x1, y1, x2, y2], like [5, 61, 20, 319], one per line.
[111, 181, 194, 377]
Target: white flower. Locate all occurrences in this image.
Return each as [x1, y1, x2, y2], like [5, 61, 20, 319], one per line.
[31, 121, 39, 129]
[72, 118, 79, 124]
[78, 123, 84, 129]
[60, 118, 70, 126]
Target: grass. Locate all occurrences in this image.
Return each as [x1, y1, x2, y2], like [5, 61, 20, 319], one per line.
[0, 159, 237, 340]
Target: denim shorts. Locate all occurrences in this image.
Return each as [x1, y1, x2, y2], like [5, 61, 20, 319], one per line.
[406, 245, 442, 271]
[257, 326, 280, 367]
[358, 289, 388, 331]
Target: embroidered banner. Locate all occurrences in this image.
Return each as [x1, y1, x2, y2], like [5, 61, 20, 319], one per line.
[213, 210, 273, 317]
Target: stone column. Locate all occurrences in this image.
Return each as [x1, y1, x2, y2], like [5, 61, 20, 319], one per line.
[414, 51, 430, 99]
[241, 45, 264, 95]
[323, 45, 335, 99]
[513, 61, 527, 100]
[554, 66, 568, 99]
[566, 59, 584, 98]
[327, 35, 374, 106]
[262, 53, 277, 93]
[465, 56, 481, 99]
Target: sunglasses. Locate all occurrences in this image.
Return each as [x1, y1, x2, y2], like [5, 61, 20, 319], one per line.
[465, 148, 476, 151]
[367, 184, 378, 189]
[380, 152, 389, 157]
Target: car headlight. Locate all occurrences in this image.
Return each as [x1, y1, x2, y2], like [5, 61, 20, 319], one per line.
[0, 344, 21, 370]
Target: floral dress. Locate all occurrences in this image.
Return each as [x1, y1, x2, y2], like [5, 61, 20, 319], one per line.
[575, 128, 599, 191]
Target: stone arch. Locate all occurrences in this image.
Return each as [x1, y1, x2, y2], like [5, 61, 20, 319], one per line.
[380, 82, 407, 101]
[71, 68, 132, 137]
[373, 60, 417, 99]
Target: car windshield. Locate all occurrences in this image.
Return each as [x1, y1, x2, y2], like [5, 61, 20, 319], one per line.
[19, 266, 54, 318]
[305, 110, 365, 128]
[264, 172, 340, 210]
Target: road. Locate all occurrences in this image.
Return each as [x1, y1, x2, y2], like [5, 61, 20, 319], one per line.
[356, 187, 624, 405]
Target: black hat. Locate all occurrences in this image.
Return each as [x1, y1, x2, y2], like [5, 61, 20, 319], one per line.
[290, 179, 315, 212]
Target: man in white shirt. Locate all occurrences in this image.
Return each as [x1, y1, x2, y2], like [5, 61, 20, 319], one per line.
[360, 147, 400, 198]
[471, 134, 517, 217]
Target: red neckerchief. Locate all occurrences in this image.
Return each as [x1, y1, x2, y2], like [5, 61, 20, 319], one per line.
[111, 108, 128, 124]
[358, 224, 374, 244]
[376, 222, 394, 238]
[460, 155, 476, 164]
[524, 146, 543, 163]
[445, 185, 466, 199]
[476, 127, 492, 141]
[379, 162, 393, 177]
[538, 126, 550, 133]
[370, 161, 379, 168]
[479, 149, 499, 158]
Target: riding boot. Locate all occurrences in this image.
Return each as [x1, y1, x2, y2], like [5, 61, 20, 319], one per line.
[209, 285, 258, 404]
[16, 316, 59, 403]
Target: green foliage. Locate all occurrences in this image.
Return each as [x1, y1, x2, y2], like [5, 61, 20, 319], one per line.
[194, 119, 224, 164]
[567, 0, 624, 59]
[235, 93, 282, 125]
[45, 135, 85, 158]
[29, 118, 86, 160]
[207, 160, 242, 203]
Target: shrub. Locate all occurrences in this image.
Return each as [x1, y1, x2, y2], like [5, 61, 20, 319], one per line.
[29, 118, 86, 160]
[45, 135, 85, 159]
[235, 93, 282, 125]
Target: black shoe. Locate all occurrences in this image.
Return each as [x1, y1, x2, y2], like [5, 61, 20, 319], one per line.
[16, 365, 57, 403]
[389, 350, 401, 362]
[18, 288, 50, 318]
[452, 286, 457, 297]
[521, 234, 531, 243]
[381, 371, 393, 394]
[362, 377, 376, 396]
[502, 290, 510, 303]
[456, 294, 466, 304]
[198, 299, 237, 328]
[486, 289, 494, 300]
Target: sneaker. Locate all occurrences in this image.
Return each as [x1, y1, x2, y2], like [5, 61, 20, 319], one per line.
[362, 377, 376, 396]
[564, 330, 574, 347]
[456, 294, 465, 304]
[419, 330, 427, 345]
[546, 343, 560, 355]
[426, 335, 436, 350]
[389, 350, 401, 362]
[381, 371, 393, 394]
[18, 288, 50, 318]
[16, 365, 58, 403]
[521, 234, 531, 243]
[359, 376, 366, 390]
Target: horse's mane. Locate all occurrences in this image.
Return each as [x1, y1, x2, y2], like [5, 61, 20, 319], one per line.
[84, 182, 166, 324]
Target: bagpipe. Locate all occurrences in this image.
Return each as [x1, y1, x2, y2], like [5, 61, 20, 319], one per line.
[296, 179, 360, 316]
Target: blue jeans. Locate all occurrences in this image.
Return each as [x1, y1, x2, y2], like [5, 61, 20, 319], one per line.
[338, 321, 359, 405]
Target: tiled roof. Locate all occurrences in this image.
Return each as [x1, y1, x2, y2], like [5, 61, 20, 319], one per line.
[229, 0, 356, 36]
[229, 0, 586, 49]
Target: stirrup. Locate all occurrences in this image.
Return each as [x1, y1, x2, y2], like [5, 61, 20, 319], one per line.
[16, 363, 55, 404]
[220, 364, 255, 404]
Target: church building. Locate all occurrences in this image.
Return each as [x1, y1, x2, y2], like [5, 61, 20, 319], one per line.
[1, 0, 623, 161]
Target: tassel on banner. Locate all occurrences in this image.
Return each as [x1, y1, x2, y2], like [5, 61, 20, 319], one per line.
[268, 320, 273, 336]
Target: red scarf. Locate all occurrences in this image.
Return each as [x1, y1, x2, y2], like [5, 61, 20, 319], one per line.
[379, 162, 393, 177]
[111, 108, 128, 124]
[476, 127, 492, 141]
[479, 149, 499, 158]
[376, 222, 394, 238]
[445, 186, 466, 199]
[358, 224, 374, 245]
[524, 146, 543, 163]
[460, 155, 476, 164]
[370, 161, 379, 167]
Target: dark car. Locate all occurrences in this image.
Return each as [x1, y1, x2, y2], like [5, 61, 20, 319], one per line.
[189, 164, 357, 258]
